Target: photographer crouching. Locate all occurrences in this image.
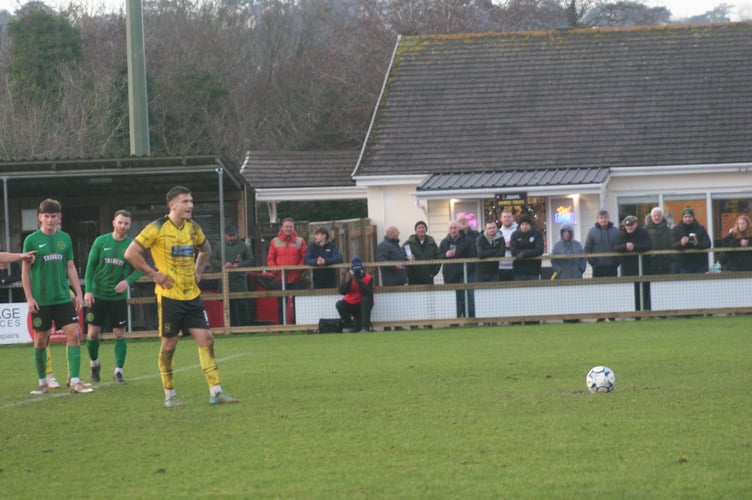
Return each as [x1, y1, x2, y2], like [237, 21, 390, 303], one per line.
[336, 257, 374, 332]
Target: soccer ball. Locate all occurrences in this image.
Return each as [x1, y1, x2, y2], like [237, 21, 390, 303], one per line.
[586, 366, 615, 393]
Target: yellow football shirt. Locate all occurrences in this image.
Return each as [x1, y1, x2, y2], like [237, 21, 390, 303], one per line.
[134, 216, 207, 301]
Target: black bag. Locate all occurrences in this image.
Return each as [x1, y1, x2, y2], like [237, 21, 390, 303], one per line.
[314, 318, 343, 334]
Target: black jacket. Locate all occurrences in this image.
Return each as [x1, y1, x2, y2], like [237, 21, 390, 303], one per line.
[510, 227, 544, 276]
[718, 233, 752, 271]
[439, 232, 473, 283]
[671, 221, 711, 273]
[475, 232, 505, 281]
[644, 217, 674, 275]
[614, 226, 652, 276]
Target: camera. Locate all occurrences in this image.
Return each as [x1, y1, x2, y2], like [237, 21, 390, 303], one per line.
[353, 269, 363, 279]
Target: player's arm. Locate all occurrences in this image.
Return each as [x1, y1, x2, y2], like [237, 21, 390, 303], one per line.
[195, 239, 211, 283]
[0, 251, 36, 264]
[84, 238, 102, 307]
[125, 240, 173, 289]
[67, 259, 84, 311]
[21, 259, 39, 313]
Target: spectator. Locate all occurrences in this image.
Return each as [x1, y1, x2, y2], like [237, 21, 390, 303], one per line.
[497, 210, 518, 281]
[376, 225, 407, 286]
[210, 224, 254, 326]
[304, 226, 342, 289]
[336, 257, 374, 332]
[644, 207, 674, 275]
[585, 209, 620, 277]
[476, 220, 505, 282]
[614, 215, 652, 312]
[552, 224, 586, 279]
[457, 214, 480, 280]
[439, 221, 475, 318]
[404, 221, 441, 285]
[456, 214, 479, 317]
[457, 215, 480, 247]
[718, 214, 752, 271]
[671, 208, 711, 274]
[510, 216, 544, 280]
[267, 217, 307, 323]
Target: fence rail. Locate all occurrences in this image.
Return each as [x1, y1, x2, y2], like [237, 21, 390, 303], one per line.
[116, 247, 752, 338]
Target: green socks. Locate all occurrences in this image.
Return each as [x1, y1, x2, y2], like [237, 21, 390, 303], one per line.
[34, 347, 47, 379]
[114, 338, 127, 368]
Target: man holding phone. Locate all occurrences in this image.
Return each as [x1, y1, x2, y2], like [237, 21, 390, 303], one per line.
[671, 207, 711, 274]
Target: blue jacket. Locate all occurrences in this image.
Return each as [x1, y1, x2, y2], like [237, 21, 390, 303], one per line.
[304, 239, 342, 288]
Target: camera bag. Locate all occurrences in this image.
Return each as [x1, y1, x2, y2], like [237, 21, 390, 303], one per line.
[314, 318, 343, 334]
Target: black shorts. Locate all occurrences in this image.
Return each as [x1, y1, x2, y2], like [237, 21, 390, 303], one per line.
[31, 302, 78, 332]
[158, 296, 209, 338]
[86, 298, 128, 329]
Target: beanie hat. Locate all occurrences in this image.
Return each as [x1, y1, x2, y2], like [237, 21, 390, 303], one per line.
[351, 256, 364, 271]
[414, 220, 428, 231]
[224, 224, 238, 236]
[681, 207, 695, 217]
[519, 215, 532, 226]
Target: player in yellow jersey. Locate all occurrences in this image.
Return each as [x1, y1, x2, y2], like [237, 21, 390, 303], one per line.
[125, 186, 239, 408]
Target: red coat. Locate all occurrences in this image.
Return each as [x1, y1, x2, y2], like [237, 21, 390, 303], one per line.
[267, 229, 307, 284]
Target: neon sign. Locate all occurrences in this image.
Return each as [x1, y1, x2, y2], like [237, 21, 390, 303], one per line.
[554, 205, 575, 225]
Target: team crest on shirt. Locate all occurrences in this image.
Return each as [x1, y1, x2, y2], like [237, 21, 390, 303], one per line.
[57, 240, 66, 250]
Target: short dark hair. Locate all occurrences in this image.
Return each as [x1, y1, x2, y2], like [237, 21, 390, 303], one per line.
[166, 186, 191, 204]
[38, 198, 62, 214]
[114, 209, 131, 219]
[313, 226, 329, 238]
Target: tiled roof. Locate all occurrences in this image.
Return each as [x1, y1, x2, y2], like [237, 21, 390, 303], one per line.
[241, 150, 359, 189]
[356, 23, 752, 177]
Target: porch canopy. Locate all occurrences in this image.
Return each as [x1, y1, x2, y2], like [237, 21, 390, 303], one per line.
[414, 167, 610, 199]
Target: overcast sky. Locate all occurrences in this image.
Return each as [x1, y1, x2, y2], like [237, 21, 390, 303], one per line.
[0, 0, 749, 22]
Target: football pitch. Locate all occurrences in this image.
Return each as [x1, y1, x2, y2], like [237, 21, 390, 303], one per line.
[1, 317, 749, 498]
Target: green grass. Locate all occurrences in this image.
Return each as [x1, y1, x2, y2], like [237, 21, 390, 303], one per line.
[1, 317, 750, 498]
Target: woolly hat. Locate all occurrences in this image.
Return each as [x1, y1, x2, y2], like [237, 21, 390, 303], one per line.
[681, 207, 695, 217]
[519, 215, 533, 226]
[224, 224, 238, 236]
[414, 220, 428, 231]
[351, 256, 364, 271]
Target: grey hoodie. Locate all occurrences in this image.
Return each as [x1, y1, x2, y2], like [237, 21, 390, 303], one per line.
[552, 225, 587, 278]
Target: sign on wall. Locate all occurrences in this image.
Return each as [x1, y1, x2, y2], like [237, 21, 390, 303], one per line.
[495, 192, 528, 210]
[0, 303, 32, 345]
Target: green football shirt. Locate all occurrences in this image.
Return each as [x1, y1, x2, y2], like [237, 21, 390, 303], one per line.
[84, 233, 142, 301]
[22, 229, 76, 306]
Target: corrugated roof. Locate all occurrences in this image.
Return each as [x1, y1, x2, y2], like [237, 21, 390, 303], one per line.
[357, 23, 752, 178]
[418, 167, 609, 191]
[0, 155, 243, 198]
